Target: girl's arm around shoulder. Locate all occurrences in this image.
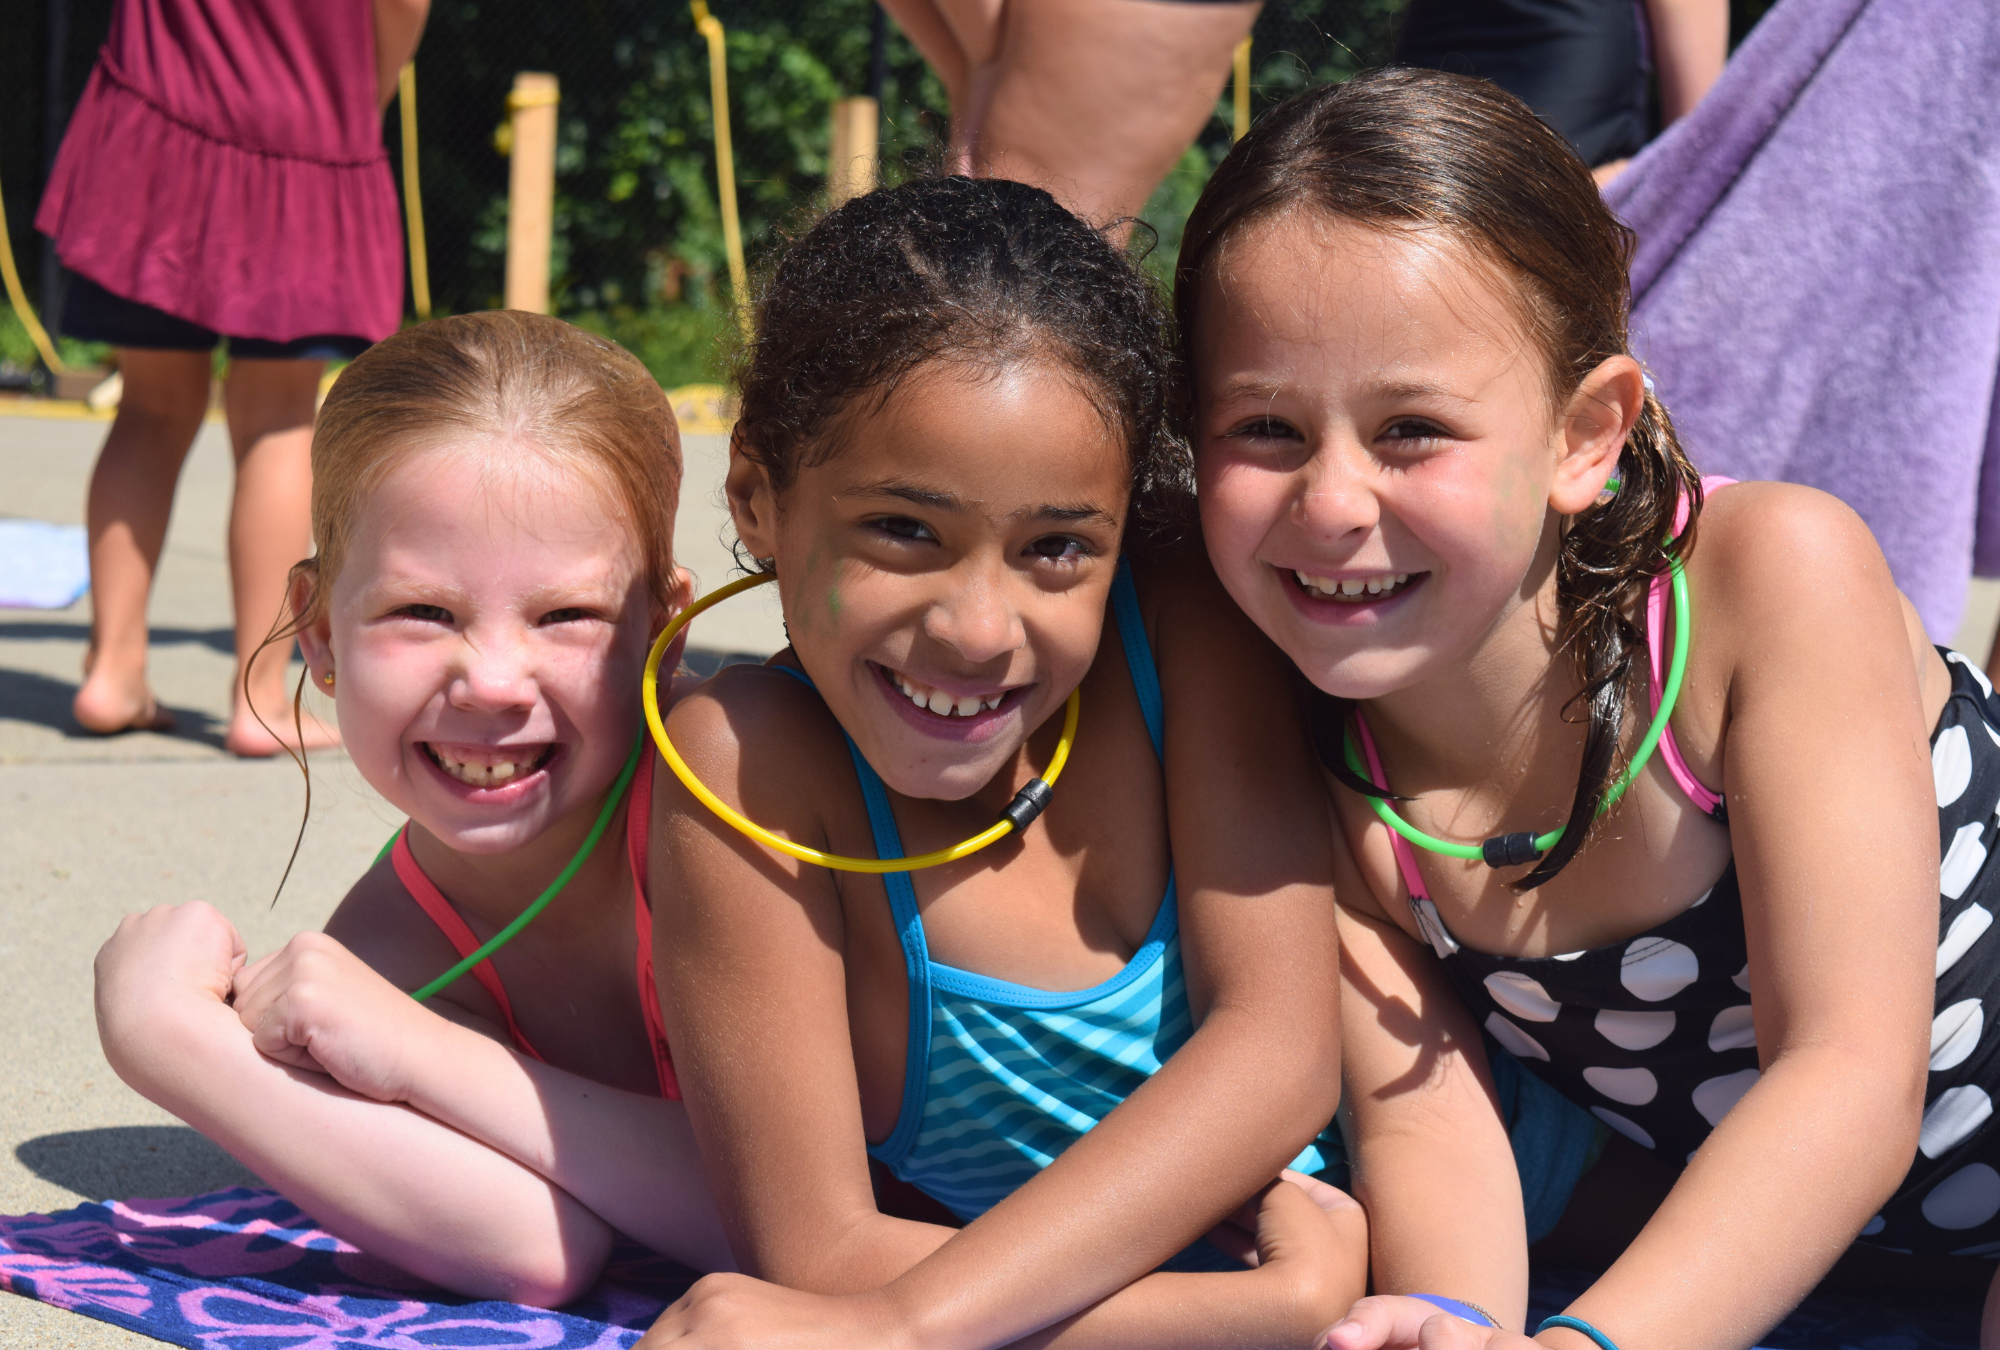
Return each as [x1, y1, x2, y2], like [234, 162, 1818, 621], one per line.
[650, 664, 959, 1290]
[1137, 542, 1344, 1134]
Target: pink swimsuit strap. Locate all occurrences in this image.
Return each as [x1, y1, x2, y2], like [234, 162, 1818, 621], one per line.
[392, 761, 681, 1100]
[1352, 475, 1736, 905]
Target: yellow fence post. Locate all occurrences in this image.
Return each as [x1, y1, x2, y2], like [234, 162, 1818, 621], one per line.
[1233, 37, 1252, 141]
[828, 96, 879, 207]
[504, 72, 560, 314]
[691, 1, 751, 339]
[398, 63, 432, 319]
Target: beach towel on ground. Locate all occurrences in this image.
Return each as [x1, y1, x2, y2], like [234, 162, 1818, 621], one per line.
[0, 1188, 1981, 1347]
[0, 519, 89, 610]
[1603, 0, 2000, 641]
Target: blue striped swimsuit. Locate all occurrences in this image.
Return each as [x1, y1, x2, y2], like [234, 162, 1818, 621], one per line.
[832, 562, 1344, 1236]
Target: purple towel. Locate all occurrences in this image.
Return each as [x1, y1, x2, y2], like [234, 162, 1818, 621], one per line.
[1605, 0, 2000, 640]
[0, 1187, 695, 1348]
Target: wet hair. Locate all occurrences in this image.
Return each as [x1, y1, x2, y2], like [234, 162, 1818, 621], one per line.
[1176, 69, 1703, 889]
[255, 310, 685, 898]
[733, 175, 1186, 541]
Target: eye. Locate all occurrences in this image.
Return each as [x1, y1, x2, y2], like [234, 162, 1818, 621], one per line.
[393, 603, 454, 624]
[1227, 416, 1302, 442]
[538, 606, 598, 626]
[871, 515, 937, 544]
[1380, 418, 1449, 445]
[1026, 535, 1089, 563]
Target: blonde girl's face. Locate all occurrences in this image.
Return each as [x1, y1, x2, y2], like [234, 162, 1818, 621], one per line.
[729, 359, 1129, 802]
[1193, 212, 1606, 698]
[302, 443, 658, 854]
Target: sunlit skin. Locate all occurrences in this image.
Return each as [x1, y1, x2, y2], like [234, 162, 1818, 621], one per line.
[640, 353, 1359, 1349]
[735, 361, 1125, 808]
[299, 444, 660, 873]
[92, 439, 738, 1305]
[1193, 212, 1624, 711]
[1191, 210, 1947, 1350]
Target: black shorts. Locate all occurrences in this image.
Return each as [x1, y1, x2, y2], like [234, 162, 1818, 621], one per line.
[61, 272, 371, 361]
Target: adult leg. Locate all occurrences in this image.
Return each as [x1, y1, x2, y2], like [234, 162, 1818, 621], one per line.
[220, 358, 339, 757]
[971, 0, 1259, 227]
[74, 348, 214, 734]
[879, 0, 1005, 167]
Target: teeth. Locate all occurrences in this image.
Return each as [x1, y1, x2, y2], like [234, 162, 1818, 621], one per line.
[892, 671, 1006, 718]
[431, 745, 541, 787]
[1293, 570, 1417, 602]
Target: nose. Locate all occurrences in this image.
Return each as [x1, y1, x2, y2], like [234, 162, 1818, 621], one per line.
[1292, 441, 1382, 544]
[922, 559, 1026, 667]
[447, 624, 540, 712]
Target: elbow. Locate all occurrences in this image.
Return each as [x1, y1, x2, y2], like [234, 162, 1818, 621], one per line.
[472, 1225, 613, 1309]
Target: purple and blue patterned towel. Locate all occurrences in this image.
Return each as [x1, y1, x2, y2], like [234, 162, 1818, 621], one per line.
[0, 1187, 694, 1348]
[0, 1187, 1982, 1347]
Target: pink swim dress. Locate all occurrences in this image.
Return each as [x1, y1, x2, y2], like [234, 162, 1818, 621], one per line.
[35, 0, 404, 345]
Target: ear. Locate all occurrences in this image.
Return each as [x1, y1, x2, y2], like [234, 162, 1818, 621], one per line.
[648, 565, 696, 654]
[725, 437, 781, 565]
[289, 566, 335, 682]
[1549, 355, 1644, 517]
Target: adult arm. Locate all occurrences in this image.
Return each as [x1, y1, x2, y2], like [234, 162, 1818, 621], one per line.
[372, 0, 430, 109]
[1645, 0, 1727, 124]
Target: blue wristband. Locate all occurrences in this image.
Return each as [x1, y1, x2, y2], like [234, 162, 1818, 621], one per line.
[1411, 1294, 1500, 1328]
[1538, 1315, 1622, 1350]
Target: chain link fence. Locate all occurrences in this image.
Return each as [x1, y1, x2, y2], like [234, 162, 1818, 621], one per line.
[5, 0, 1776, 389]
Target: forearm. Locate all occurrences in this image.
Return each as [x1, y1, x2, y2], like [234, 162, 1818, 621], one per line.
[1353, 1120, 1527, 1328]
[1020, 1269, 1340, 1350]
[378, 1016, 732, 1270]
[1552, 1046, 1918, 1350]
[100, 989, 607, 1303]
[372, 0, 430, 108]
[876, 1010, 1338, 1349]
[1644, 0, 1727, 122]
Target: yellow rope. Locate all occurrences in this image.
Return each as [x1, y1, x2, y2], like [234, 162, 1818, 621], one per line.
[1233, 37, 1252, 141]
[398, 63, 432, 319]
[0, 173, 65, 373]
[691, 1, 751, 339]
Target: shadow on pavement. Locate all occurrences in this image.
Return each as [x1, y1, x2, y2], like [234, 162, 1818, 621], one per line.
[0, 667, 224, 747]
[0, 623, 235, 655]
[15, 1126, 259, 1206]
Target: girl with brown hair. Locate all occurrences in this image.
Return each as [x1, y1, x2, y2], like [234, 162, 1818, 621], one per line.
[91, 311, 734, 1303]
[1179, 69, 1995, 1347]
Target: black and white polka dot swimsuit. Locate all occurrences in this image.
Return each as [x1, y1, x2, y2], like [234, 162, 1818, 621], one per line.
[1347, 484, 2000, 1256]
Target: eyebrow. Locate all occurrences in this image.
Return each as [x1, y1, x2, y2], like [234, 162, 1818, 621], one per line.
[851, 481, 1118, 529]
[1212, 377, 1472, 404]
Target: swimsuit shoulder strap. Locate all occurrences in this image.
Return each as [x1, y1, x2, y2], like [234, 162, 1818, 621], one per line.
[391, 830, 547, 1062]
[1646, 474, 1734, 820]
[1110, 556, 1166, 759]
[625, 755, 681, 1099]
[1348, 713, 1435, 905]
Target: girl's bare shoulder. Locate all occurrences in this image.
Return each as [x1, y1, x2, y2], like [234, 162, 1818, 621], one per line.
[656, 658, 859, 839]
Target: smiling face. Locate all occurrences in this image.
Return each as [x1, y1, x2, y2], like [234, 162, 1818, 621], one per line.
[729, 359, 1130, 801]
[300, 442, 657, 854]
[1193, 211, 1623, 699]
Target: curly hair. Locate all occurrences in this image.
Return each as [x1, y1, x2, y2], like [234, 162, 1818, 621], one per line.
[1176, 70, 1705, 890]
[733, 175, 1188, 540]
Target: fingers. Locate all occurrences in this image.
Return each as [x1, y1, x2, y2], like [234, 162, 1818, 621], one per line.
[1281, 1167, 1366, 1214]
[1322, 1296, 1495, 1350]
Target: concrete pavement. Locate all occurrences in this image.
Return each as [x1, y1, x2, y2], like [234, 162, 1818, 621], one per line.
[0, 407, 780, 1345]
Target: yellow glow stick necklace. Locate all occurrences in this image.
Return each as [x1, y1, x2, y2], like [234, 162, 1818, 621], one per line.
[641, 572, 1081, 873]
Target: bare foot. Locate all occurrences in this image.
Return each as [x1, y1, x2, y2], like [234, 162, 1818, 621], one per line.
[225, 702, 342, 758]
[74, 651, 176, 735]
[73, 681, 176, 735]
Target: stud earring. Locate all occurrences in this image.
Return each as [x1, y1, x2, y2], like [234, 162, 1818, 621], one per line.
[322, 670, 335, 687]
